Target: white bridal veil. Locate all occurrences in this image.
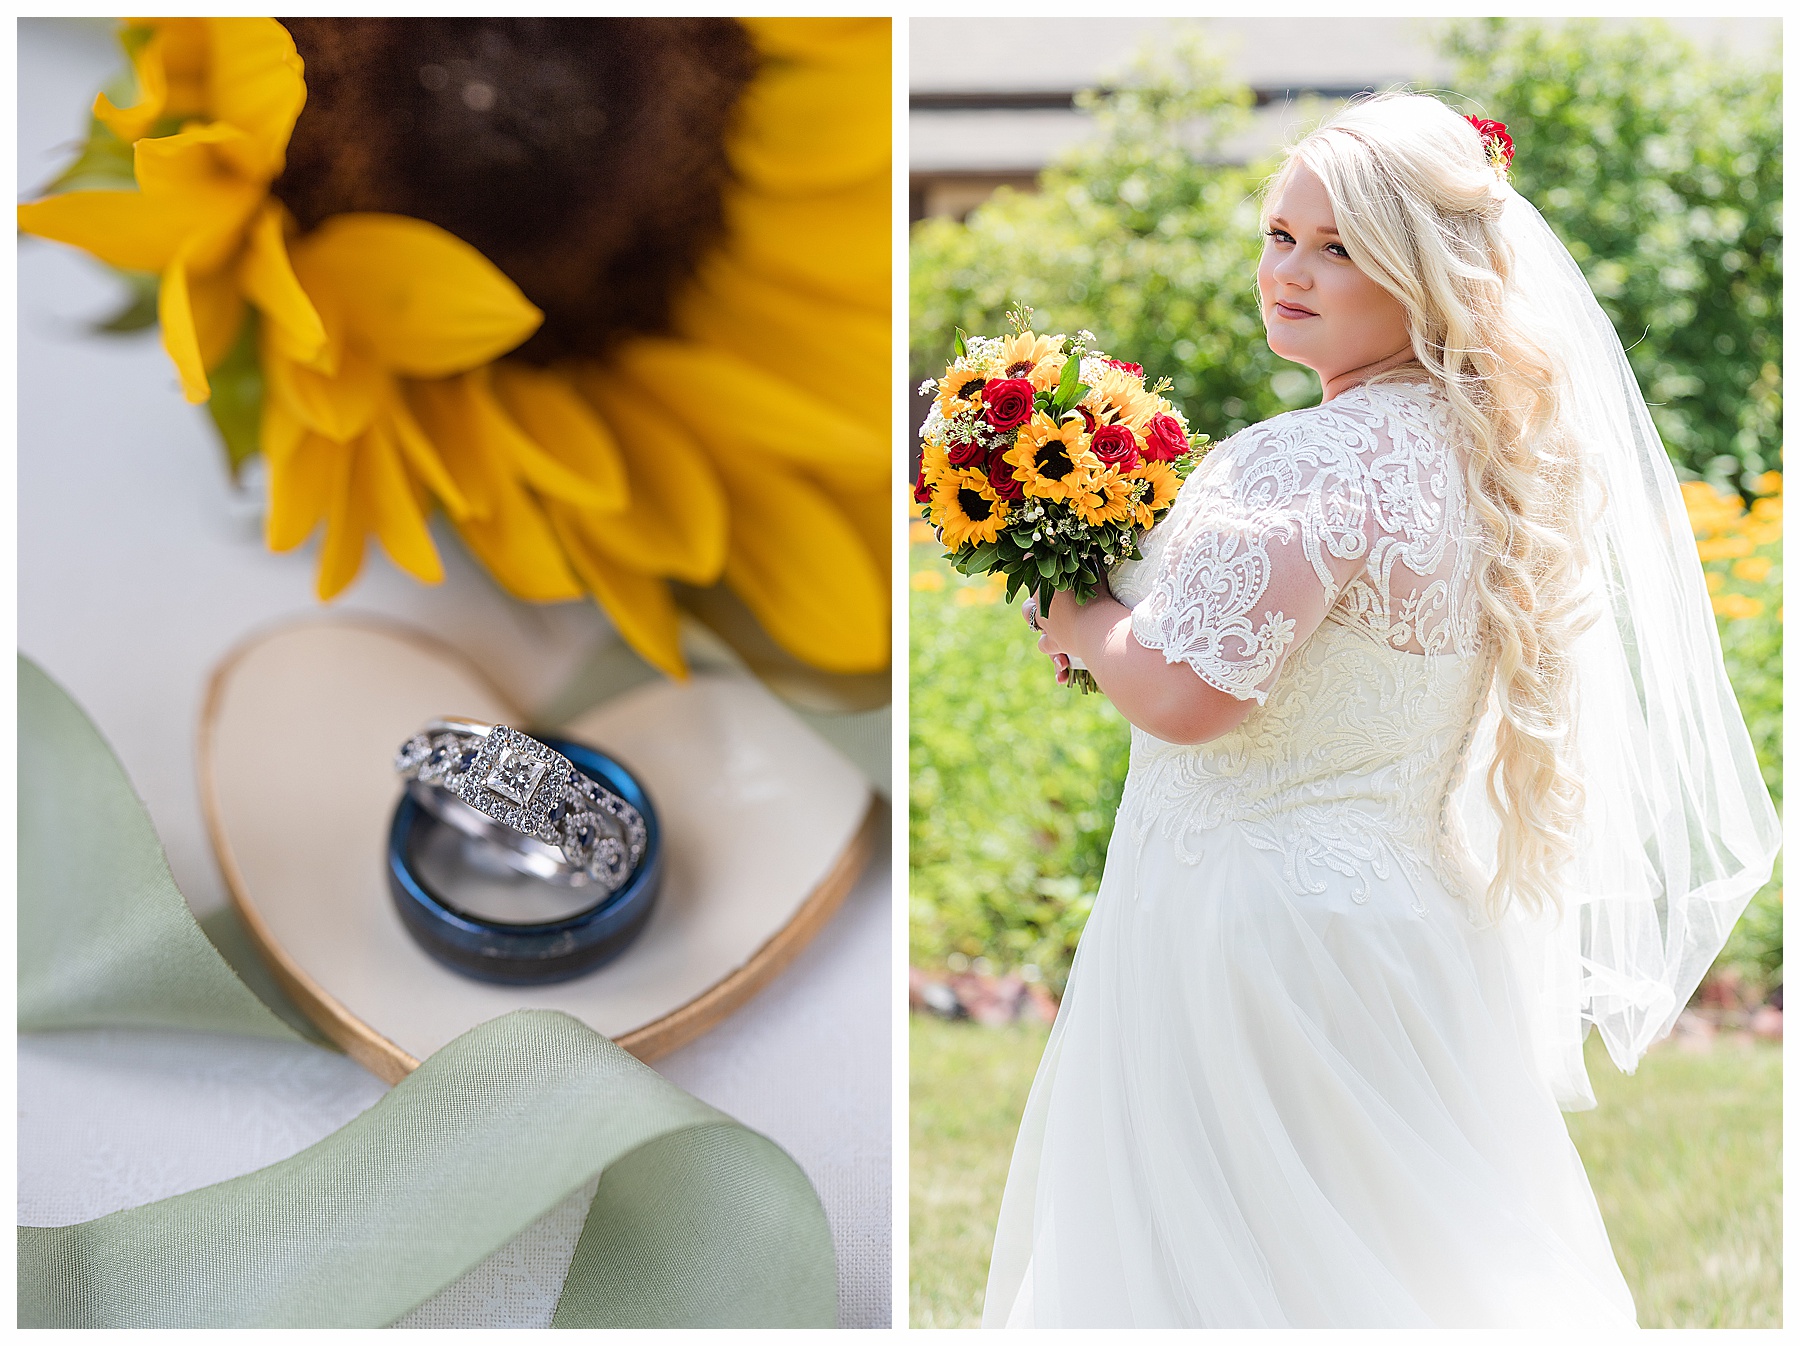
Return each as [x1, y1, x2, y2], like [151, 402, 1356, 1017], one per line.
[1453, 186, 1782, 1109]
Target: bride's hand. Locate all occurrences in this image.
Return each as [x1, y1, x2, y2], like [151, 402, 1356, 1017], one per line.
[1029, 587, 1099, 686]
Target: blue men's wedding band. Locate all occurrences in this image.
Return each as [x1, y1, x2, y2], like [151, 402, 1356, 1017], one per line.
[387, 733, 662, 985]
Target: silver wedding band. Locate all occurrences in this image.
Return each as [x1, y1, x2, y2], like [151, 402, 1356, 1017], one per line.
[1023, 596, 1042, 632]
[395, 718, 647, 891]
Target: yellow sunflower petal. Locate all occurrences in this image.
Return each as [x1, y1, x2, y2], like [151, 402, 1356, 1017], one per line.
[158, 250, 215, 403]
[192, 261, 246, 371]
[361, 422, 443, 585]
[92, 26, 170, 143]
[263, 341, 385, 443]
[18, 187, 205, 273]
[490, 362, 629, 512]
[722, 176, 889, 310]
[614, 337, 885, 490]
[385, 386, 474, 520]
[714, 460, 888, 673]
[315, 437, 367, 600]
[835, 482, 894, 590]
[238, 200, 326, 365]
[408, 379, 583, 602]
[738, 17, 890, 63]
[729, 24, 890, 196]
[148, 18, 210, 119]
[288, 214, 542, 378]
[575, 368, 730, 584]
[549, 508, 687, 679]
[674, 252, 887, 422]
[265, 424, 338, 552]
[203, 17, 307, 180]
[460, 367, 618, 510]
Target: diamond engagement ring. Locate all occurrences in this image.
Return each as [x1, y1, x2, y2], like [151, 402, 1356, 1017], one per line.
[395, 718, 648, 892]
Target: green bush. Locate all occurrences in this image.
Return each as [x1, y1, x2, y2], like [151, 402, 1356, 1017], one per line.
[1445, 19, 1782, 500]
[908, 552, 1128, 993]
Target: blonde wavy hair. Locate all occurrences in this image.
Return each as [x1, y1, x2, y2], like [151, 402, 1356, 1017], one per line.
[1264, 92, 1594, 922]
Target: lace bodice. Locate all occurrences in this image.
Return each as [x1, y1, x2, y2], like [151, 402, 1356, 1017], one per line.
[1111, 380, 1491, 904]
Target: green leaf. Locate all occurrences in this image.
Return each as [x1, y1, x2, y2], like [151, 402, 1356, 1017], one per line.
[38, 118, 138, 195]
[1056, 350, 1083, 404]
[205, 312, 265, 479]
[92, 270, 160, 334]
[953, 327, 968, 359]
[1036, 553, 1058, 580]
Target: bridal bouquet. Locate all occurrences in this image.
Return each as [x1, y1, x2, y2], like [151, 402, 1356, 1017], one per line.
[915, 320, 1207, 690]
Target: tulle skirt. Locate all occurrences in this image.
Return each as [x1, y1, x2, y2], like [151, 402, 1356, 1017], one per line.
[982, 815, 1638, 1328]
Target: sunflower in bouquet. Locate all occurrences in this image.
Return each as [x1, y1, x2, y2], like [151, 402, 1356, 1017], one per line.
[18, 18, 889, 685]
[915, 318, 1207, 691]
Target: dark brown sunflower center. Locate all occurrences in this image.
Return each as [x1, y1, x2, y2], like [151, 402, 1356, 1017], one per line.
[1006, 361, 1034, 376]
[1037, 440, 1075, 481]
[273, 18, 757, 363]
[957, 488, 994, 522]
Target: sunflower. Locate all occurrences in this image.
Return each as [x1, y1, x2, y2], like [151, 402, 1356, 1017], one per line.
[933, 470, 1009, 550]
[996, 331, 1066, 393]
[1081, 364, 1161, 432]
[934, 365, 990, 418]
[1071, 470, 1139, 529]
[1006, 414, 1101, 504]
[1128, 460, 1184, 528]
[19, 17, 889, 681]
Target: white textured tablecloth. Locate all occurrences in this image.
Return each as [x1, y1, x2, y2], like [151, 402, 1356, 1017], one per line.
[16, 18, 892, 1327]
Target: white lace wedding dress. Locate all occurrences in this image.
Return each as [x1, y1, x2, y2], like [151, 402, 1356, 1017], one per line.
[983, 379, 1638, 1328]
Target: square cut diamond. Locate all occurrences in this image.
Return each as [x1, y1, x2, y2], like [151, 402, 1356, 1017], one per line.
[485, 747, 548, 806]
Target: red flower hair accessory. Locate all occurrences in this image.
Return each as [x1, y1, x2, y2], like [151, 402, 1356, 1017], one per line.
[1465, 116, 1514, 176]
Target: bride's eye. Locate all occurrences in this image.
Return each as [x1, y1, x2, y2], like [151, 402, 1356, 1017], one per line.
[1326, 242, 1352, 259]
[1265, 228, 1294, 245]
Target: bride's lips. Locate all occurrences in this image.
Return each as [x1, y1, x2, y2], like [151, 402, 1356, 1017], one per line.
[1272, 300, 1318, 319]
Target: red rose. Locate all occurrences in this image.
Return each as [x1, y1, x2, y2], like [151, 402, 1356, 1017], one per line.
[1090, 423, 1140, 471]
[1144, 413, 1190, 462]
[1073, 406, 1097, 433]
[913, 475, 933, 505]
[981, 378, 1035, 432]
[986, 446, 1024, 502]
[1103, 358, 1145, 378]
[1464, 115, 1514, 168]
[946, 434, 986, 468]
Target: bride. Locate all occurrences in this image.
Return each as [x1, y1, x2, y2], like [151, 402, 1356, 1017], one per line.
[987, 93, 1778, 1328]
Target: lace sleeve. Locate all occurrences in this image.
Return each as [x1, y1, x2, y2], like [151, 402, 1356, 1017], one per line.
[1128, 406, 1375, 704]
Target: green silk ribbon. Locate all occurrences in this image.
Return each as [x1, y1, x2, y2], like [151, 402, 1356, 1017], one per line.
[16, 655, 838, 1327]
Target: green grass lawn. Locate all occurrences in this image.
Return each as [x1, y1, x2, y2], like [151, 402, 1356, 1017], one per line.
[909, 1016, 1781, 1327]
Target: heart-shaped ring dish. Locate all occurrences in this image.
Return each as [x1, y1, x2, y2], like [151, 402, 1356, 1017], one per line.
[199, 617, 876, 1083]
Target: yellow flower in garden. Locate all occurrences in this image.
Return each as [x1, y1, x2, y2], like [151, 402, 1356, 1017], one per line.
[17, 19, 322, 403]
[20, 17, 891, 680]
[1733, 556, 1774, 583]
[996, 331, 1067, 392]
[1712, 593, 1765, 620]
[934, 470, 1009, 550]
[1007, 416, 1102, 504]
